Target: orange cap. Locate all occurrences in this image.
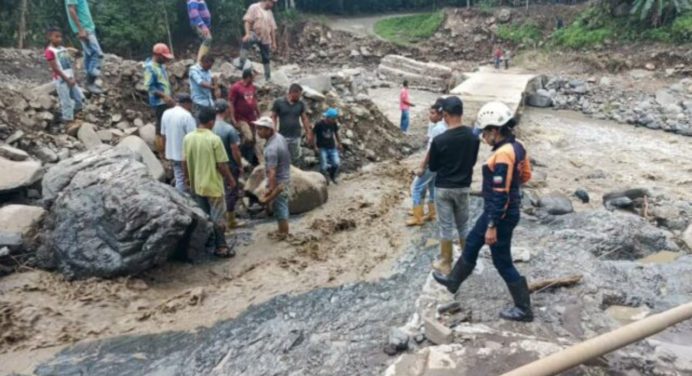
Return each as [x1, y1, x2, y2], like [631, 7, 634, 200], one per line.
[152, 43, 174, 60]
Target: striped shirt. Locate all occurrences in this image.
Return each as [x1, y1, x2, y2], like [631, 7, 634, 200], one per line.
[187, 0, 211, 30]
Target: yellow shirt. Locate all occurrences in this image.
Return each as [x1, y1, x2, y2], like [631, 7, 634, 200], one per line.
[183, 128, 229, 198]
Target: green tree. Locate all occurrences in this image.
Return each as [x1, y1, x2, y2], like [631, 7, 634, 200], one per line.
[630, 0, 692, 26]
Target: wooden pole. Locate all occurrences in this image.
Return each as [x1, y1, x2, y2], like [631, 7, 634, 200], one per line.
[17, 0, 29, 49]
[502, 302, 692, 376]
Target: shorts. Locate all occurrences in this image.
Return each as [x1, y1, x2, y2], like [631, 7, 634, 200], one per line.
[272, 186, 290, 221]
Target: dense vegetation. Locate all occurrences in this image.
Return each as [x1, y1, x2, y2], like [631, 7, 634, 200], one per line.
[373, 12, 445, 45]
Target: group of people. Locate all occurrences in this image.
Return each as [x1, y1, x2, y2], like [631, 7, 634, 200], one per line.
[406, 95, 534, 323]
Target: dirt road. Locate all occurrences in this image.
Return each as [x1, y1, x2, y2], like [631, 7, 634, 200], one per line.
[328, 12, 425, 38]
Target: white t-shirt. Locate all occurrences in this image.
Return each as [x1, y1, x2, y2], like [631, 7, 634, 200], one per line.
[427, 121, 447, 150]
[161, 106, 197, 161]
[45, 45, 74, 80]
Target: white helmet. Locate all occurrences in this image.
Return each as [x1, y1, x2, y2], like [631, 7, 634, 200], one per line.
[476, 101, 515, 129]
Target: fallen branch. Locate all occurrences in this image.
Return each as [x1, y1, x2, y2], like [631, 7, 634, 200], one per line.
[529, 274, 583, 293]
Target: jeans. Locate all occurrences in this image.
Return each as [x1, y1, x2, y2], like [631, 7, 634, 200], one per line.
[171, 161, 186, 193]
[79, 31, 103, 79]
[286, 137, 302, 165]
[54, 79, 83, 122]
[319, 148, 340, 172]
[194, 194, 227, 250]
[461, 211, 522, 284]
[225, 164, 241, 212]
[411, 169, 436, 206]
[436, 187, 470, 241]
[240, 33, 271, 64]
[400, 110, 410, 133]
[272, 186, 290, 221]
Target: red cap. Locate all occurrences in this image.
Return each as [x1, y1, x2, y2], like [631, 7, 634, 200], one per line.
[153, 43, 174, 60]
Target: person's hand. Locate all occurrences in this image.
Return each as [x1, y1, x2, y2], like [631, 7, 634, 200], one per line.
[242, 34, 252, 43]
[414, 168, 424, 177]
[227, 178, 236, 190]
[78, 29, 88, 40]
[259, 193, 270, 205]
[485, 227, 497, 246]
[271, 42, 277, 51]
[163, 95, 175, 107]
[201, 28, 211, 38]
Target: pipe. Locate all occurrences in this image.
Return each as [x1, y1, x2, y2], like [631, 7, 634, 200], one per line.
[502, 301, 692, 376]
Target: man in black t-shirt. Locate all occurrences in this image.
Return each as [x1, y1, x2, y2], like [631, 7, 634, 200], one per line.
[271, 83, 312, 166]
[312, 108, 341, 184]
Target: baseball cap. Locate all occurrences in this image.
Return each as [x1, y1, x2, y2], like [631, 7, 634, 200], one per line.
[153, 43, 174, 60]
[176, 93, 192, 104]
[253, 116, 274, 129]
[323, 108, 339, 119]
[441, 96, 464, 116]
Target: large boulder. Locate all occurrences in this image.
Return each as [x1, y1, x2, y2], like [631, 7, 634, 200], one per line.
[77, 122, 103, 150]
[526, 89, 553, 108]
[245, 165, 328, 215]
[0, 156, 42, 194]
[537, 193, 574, 215]
[116, 136, 165, 180]
[298, 74, 333, 94]
[38, 147, 212, 280]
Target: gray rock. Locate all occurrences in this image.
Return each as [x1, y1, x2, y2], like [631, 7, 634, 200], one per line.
[683, 224, 692, 250]
[423, 314, 452, 345]
[77, 123, 103, 150]
[537, 193, 574, 215]
[0, 145, 30, 161]
[606, 196, 633, 210]
[302, 86, 326, 101]
[298, 75, 333, 94]
[603, 188, 650, 203]
[0, 156, 43, 194]
[574, 189, 590, 203]
[116, 136, 165, 180]
[35, 146, 59, 163]
[245, 165, 328, 215]
[386, 327, 409, 354]
[527, 89, 553, 108]
[0, 204, 45, 252]
[39, 147, 212, 279]
[497, 8, 511, 23]
[655, 89, 679, 108]
[138, 123, 157, 150]
[6, 130, 25, 145]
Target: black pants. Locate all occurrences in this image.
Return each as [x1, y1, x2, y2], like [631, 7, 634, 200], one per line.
[154, 104, 168, 135]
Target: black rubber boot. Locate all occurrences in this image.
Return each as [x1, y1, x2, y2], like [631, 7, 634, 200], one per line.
[432, 258, 475, 294]
[499, 277, 534, 322]
[329, 166, 339, 184]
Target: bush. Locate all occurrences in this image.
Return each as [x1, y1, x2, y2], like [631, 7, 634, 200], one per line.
[671, 12, 692, 42]
[374, 11, 445, 45]
[497, 22, 542, 46]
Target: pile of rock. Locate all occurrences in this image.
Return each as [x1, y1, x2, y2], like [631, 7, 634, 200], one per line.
[377, 55, 453, 92]
[526, 76, 692, 136]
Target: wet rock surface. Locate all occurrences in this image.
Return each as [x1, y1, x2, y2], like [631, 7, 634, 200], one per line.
[37, 147, 212, 280]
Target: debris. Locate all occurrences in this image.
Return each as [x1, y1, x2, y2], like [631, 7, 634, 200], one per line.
[529, 275, 583, 293]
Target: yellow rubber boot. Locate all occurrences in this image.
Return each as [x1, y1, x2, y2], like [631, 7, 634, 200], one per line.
[424, 202, 436, 222]
[432, 240, 453, 275]
[226, 212, 245, 230]
[406, 206, 425, 226]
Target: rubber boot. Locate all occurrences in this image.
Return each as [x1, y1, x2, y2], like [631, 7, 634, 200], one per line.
[406, 206, 425, 227]
[277, 220, 289, 240]
[423, 202, 436, 222]
[500, 277, 534, 322]
[226, 212, 245, 230]
[433, 256, 475, 294]
[329, 166, 339, 185]
[320, 170, 330, 186]
[263, 63, 271, 81]
[432, 240, 453, 275]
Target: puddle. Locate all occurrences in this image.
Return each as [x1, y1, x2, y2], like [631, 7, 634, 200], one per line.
[606, 305, 650, 325]
[638, 251, 682, 265]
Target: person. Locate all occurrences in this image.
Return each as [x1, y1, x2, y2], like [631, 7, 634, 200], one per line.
[494, 46, 503, 70]
[161, 93, 197, 193]
[187, 0, 212, 63]
[433, 101, 534, 323]
[189, 54, 217, 118]
[406, 98, 447, 226]
[428, 96, 480, 275]
[312, 108, 342, 184]
[229, 68, 261, 165]
[255, 116, 291, 240]
[144, 43, 175, 157]
[183, 107, 236, 258]
[212, 99, 245, 230]
[400, 80, 414, 134]
[271, 84, 312, 166]
[239, 0, 278, 81]
[504, 49, 511, 70]
[65, 0, 103, 94]
[44, 27, 84, 136]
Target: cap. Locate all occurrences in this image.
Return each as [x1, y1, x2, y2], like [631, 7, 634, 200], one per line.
[214, 99, 229, 113]
[253, 116, 274, 129]
[153, 43, 174, 60]
[441, 96, 463, 116]
[323, 108, 339, 119]
[176, 93, 192, 104]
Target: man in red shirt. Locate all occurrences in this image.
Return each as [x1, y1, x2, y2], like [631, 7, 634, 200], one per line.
[229, 68, 262, 165]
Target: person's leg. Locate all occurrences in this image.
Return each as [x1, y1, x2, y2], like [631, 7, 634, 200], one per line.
[433, 213, 487, 294]
[196, 27, 213, 63]
[225, 165, 245, 229]
[422, 170, 437, 222]
[451, 189, 470, 247]
[272, 188, 290, 239]
[260, 43, 272, 81]
[154, 105, 167, 157]
[56, 80, 74, 122]
[209, 196, 234, 257]
[69, 84, 84, 114]
[319, 148, 328, 175]
[327, 148, 340, 183]
[400, 110, 410, 133]
[82, 31, 103, 92]
[172, 161, 186, 193]
[408, 173, 428, 226]
[287, 138, 301, 166]
[433, 188, 455, 274]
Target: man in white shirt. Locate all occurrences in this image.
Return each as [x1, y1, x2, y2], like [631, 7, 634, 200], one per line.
[161, 93, 198, 192]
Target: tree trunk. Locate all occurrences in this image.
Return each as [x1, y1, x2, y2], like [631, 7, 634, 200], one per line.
[17, 0, 28, 49]
[467, 0, 471, 9]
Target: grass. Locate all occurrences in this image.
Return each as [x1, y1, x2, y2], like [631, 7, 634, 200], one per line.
[374, 11, 445, 45]
[497, 22, 543, 46]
